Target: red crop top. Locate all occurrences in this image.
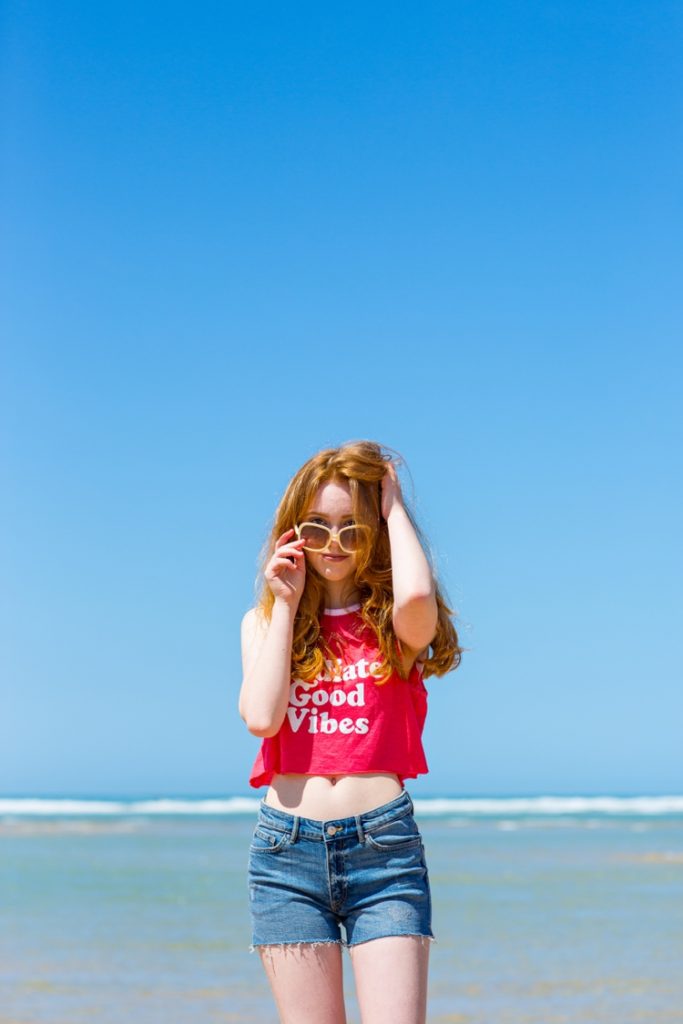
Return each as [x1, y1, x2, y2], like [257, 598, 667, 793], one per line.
[248, 604, 429, 788]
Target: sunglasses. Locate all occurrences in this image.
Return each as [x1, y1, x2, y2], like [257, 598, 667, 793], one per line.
[294, 521, 371, 554]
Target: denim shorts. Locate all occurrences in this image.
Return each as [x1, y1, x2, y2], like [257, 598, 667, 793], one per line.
[247, 788, 434, 950]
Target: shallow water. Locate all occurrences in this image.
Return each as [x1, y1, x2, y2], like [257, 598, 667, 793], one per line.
[1, 808, 682, 1023]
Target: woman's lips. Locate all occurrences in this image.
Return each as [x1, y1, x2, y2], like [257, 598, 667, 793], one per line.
[323, 554, 347, 561]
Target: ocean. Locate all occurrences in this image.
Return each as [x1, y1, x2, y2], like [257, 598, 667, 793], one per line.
[1, 796, 682, 1023]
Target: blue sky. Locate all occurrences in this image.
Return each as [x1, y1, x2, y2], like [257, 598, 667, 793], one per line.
[1, 1, 681, 797]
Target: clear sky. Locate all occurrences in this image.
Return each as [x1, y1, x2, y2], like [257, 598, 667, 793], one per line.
[1, 1, 681, 798]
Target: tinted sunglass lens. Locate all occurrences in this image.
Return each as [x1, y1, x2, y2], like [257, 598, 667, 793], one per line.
[300, 524, 329, 549]
[339, 527, 362, 552]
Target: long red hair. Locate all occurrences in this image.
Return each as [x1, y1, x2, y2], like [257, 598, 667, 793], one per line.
[256, 441, 463, 684]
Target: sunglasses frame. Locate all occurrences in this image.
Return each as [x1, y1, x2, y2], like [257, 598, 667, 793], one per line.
[294, 521, 371, 555]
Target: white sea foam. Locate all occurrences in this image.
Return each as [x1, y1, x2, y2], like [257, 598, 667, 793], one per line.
[0, 797, 261, 817]
[1, 795, 683, 818]
[0, 799, 130, 816]
[411, 796, 683, 816]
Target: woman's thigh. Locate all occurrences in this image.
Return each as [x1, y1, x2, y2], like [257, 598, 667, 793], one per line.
[350, 935, 430, 1024]
[258, 942, 347, 1024]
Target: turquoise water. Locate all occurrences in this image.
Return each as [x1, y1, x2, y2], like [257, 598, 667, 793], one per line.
[1, 799, 683, 1023]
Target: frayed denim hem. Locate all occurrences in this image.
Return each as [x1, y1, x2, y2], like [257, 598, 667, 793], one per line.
[249, 933, 435, 954]
[346, 932, 436, 950]
[249, 938, 343, 954]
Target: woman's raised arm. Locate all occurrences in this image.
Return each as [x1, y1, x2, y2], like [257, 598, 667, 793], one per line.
[382, 464, 438, 656]
[238, 530, 306, 737]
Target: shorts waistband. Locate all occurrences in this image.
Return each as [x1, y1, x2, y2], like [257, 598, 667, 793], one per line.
[256, 788, 415, 844]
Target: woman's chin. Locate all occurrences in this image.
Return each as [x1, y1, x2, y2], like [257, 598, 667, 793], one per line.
[322, 564, 352, 578]
[309, 555, 355, 580]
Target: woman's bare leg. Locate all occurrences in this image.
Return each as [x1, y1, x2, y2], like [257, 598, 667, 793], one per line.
[349, 935, 430, 1024]
[257, 941, 347, 1024]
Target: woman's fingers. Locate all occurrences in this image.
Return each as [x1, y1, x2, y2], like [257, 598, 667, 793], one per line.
[273, 534, 306, 557]
[275, 529, 305, 548]
[267, 545, 306, 576]
[269, 554, 303, 574]
[273, 545, 305, 565]
[383, 461, 400, 486]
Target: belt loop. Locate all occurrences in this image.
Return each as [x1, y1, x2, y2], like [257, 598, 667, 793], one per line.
[405, 789, 414, 814]
[290, 814, 300, 843]
[355, 813, 365, 843]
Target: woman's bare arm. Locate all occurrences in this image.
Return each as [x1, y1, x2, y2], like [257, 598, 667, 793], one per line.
[238, 601, 296, 737]
[382, 465, 438, 657]
[238, 529, 306, 737]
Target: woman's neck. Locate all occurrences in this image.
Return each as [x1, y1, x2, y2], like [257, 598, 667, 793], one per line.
[322, 583, 361, 610]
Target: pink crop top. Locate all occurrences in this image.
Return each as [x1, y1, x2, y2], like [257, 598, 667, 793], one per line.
[248, 604, 429, 788]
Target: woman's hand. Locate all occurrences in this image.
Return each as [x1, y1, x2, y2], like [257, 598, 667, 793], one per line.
[381, 461, 405, 521]
[265, 529, 307, 607]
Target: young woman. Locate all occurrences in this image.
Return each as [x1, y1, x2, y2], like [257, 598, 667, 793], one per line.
[239, 440, 461, 1024]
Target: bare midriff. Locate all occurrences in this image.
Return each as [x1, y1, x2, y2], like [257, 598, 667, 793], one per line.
[263, 772, 404, 820]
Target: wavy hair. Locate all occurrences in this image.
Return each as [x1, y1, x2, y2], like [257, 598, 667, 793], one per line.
[256, 440, 463, 684]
